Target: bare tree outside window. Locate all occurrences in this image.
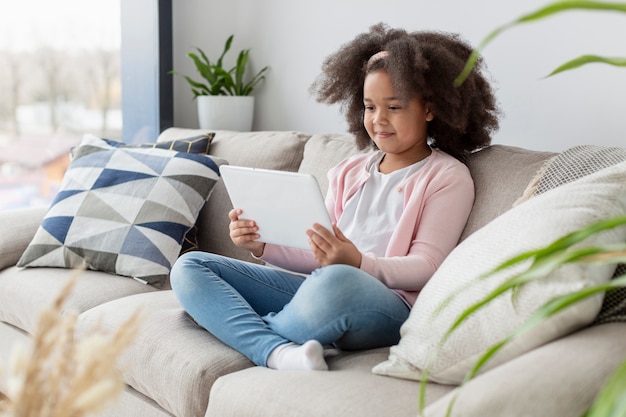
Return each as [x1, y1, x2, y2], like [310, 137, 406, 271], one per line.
[0, 1, 121, 209]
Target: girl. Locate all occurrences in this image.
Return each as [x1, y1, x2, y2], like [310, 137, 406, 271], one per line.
[170, 23, 500, 371]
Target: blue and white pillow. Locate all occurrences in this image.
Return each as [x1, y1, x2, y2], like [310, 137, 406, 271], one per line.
[17, 134, 227, 287]
[74, 133, 216, 254]
[71, 132, 214, 157]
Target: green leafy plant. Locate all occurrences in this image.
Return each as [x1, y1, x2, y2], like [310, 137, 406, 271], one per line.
[438, 3, 626, 414]
[171, 35, 269, 97]
[585, 357, 626, 417]
[425, 216, 626, 416]
[455, 1, 626, 86]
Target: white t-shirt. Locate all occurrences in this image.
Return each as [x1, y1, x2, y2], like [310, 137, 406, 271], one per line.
[337, 152, 429, 257]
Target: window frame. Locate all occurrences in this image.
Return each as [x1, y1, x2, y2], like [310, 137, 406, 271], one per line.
[120, 0, 172, 143]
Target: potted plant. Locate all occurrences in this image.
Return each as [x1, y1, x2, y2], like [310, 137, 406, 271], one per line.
[171, 35, 269, 131]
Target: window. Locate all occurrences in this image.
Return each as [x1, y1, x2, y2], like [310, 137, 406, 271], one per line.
[0, 0, 172, 210]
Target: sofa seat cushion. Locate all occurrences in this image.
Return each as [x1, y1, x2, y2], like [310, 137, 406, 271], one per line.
[0, 322, 31, 394]
[76, 290, 253, 417]
[423, 323, 626, 417]
[0, 266, 157, 334]
[206, 348, 454, 417]
[90, 385, 174, 417]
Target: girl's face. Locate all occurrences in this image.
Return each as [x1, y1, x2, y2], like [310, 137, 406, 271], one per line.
[363, 70, 433, 166]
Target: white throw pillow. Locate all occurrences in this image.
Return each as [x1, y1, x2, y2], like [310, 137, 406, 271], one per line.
[373, 161, 626, 384]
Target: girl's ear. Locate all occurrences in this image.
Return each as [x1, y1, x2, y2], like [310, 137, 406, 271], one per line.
[424, 101, 435, 121]
[425, 107, 435, 122]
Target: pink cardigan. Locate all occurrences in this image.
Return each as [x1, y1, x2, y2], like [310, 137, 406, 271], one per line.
[261, 149, 474, 306]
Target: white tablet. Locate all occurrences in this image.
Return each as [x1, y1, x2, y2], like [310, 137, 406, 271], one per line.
[220, 165, 333, 251]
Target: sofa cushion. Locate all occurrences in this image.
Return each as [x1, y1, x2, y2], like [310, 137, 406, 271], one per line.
[157, 128, 310, 172]
[76, 290, 253, 417]
[461, 145, 556, 240]
[0, 206, 46, 270]
[373, 161, 626, 384]
[158, 129, 313, 262]
[423, 323, 626, 417]
[206, 348, 453, 417]
[298, 133, 366, 196]
[0, 266, 156, 334]
[17, 134, 226, 287]
[87, 385, 174, 417]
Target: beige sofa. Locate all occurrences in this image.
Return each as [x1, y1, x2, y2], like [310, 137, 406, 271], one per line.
[1, 128, 625, 417]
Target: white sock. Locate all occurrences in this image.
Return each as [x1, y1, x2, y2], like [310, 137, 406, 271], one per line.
[266, 340, 328, 371]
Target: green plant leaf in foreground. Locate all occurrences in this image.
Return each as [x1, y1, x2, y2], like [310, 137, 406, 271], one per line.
[585, 354, 626, 417]
[455, 1, 626, 86]
[546, 55, 626, 77]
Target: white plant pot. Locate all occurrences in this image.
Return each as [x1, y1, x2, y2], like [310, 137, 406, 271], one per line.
[197, 95, 255, 131]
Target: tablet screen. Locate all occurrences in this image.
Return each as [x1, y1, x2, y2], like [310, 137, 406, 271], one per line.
[220, 165, 333, 250]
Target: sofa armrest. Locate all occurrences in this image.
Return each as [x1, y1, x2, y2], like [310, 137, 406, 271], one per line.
[424, 322, 626, 417]
[0, 206, 46, 270]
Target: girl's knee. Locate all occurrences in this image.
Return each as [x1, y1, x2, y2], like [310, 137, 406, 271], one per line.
[307, 264, 370, 295]
[170, 251, 212, 291]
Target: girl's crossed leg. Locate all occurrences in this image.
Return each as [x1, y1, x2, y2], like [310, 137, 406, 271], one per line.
[170, 252, 410, 370]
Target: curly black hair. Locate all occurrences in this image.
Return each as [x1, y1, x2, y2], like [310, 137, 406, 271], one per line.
[310, 23, 501, 162]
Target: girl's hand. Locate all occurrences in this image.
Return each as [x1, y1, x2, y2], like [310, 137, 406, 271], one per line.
[228, 208, 265, 257]
[307, 223, 362, 268]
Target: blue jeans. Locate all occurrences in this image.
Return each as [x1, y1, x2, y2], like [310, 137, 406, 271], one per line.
[170, 251, 410, 366]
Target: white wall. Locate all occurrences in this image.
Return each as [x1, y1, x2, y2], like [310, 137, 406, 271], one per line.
[172, 0, 626, 152]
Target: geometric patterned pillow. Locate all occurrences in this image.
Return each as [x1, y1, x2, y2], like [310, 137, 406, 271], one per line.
[98, 133, 214, 154]
[69, 133, 214, 157]
[93, 133, 216, 255]
[17, 134, 227, 287]
[70, 133, 214, 254]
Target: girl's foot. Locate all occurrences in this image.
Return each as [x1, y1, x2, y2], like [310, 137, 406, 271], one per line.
[267, 340, 328, 371]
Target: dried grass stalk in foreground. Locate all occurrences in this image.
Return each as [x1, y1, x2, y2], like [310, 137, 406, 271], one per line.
[0, 271, 142, 417]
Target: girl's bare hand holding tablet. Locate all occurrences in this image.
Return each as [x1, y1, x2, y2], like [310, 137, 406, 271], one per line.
[307, 223, 362, 268]
[228, 208, 265, 257]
